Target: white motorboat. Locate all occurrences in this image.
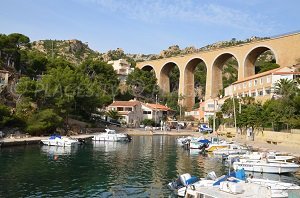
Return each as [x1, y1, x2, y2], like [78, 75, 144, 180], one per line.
[184, 181, 272, 198]
[205, 137, 229, 152]
[213, 144, 249, 155]
[92, 128, 131, 142]
[247, 178, 300, 198]
[233, 159, 300, 174]
[41, 135, 79, 147]
[177, 136, 193, 146]
[168, 171, 220, 197]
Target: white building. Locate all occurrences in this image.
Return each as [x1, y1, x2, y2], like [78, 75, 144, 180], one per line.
[107, 100, 143, 127]
[108, 59, 134, 82]
[224, 66, 300, 102]
[141, 103, 173, 124]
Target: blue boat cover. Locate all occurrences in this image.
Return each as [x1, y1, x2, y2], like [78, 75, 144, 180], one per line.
[49, 134, 62, 139]
[186, 176, 199, 185]
[212, 169, 245, 186]
[198, 139, 211, 144]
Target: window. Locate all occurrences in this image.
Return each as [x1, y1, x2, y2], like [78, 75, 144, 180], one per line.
[243, 82, 246, 88]
[254, 80, 257, 86]
[260, 78, 263, 84]
[125, 107, 132, 111]
[265, 89, 271, 94]
[251, 92, 256, 97]
[249, 81, 252, 87]
[258, 90, 263, 96]
[143, 111, 151, 114]
[117, 107, 124, 111]
[208, 104, 214, 108]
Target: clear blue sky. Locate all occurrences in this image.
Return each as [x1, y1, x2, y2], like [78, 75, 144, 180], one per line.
[1, 0, 299, 54]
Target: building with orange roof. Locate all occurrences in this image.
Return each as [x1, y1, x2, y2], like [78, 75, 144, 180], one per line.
[185, 101, 206, 121]
[107, 99, 143, 127]
[141, 103, 174, 125]
[224, 65, 300, 102]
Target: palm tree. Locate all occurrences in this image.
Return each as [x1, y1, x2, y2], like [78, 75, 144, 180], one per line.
[274, 78, 298, 100]
[105, 110, 122, 120]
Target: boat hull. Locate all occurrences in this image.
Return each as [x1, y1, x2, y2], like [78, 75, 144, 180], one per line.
[41, 139, 79, 147]
[233, 162, 300, 174]
[92, 136, 128, 142]
[206, 145, 228, 152]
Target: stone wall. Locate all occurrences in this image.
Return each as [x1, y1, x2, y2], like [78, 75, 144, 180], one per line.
[224, 127, 300, 146]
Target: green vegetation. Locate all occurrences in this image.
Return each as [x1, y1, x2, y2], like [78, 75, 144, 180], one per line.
[0, 33, 120, 135]
[126, 68, 160, 102]
[141, 119, 155, 127]
[105, 110, 122, 120]
[220, 79, 300, 132]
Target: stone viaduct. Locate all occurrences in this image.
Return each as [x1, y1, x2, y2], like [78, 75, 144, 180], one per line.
[136, 32, 300, 110]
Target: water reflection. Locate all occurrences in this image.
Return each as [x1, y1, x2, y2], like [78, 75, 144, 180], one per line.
[40, 145, 78, 156]
[0, 136, 299, 197]
[92, 141, 128, 153]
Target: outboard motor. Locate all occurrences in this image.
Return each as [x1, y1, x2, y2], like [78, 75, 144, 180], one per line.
[78, 138, 85, 145]
[126, 134, 132, 142]
[199, 143, 209, 153]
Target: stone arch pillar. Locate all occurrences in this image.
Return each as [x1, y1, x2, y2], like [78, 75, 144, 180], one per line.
[211, 53, 239, 98]
[243, 46, 277, 78]
[182, 58, 207, 111]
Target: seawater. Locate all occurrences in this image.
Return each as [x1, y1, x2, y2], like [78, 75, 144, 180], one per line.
[0, 136, 299, 197]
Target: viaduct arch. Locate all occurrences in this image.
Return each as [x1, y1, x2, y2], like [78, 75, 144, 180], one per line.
[137, 32, 300, 110]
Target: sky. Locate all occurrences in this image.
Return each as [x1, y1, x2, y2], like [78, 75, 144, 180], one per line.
[1, 0, 300, 54]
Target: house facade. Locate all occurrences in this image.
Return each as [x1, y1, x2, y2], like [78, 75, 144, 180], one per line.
[107, 100, 143, 127]
[184, 102, 206, 121]
[224, 66, 300, 102]
[108, 59, 134, 82]
[141, 103, 172, 124]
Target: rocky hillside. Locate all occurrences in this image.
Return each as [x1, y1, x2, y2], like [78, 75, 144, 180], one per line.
[31, 36, 271, 65]
[31, 40, 101, 65]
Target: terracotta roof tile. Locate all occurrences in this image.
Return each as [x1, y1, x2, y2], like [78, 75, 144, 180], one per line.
[109, 100, 141, 107]
[232, 67, 282, 85]
[143, 103, 173, 111]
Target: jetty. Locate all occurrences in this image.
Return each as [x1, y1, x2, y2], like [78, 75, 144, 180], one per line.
[0, 134, 94, 147]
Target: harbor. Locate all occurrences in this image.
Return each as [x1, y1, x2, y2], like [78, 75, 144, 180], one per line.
[1, 135, 300, 197]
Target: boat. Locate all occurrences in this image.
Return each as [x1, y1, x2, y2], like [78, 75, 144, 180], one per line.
[247, 178, 300, 197]
[41, 134, 80, 147]
[92, 128, 132, 142]
[226, 152, 295, 165]
[184, 181, 272, 198]
[177, 136, 193, 146]
[205, 137, 229, 152]
[168, 171, 220, 197]
[213, 144, 249, 155]
[233, 159, 300, 174]
[169, 169, 300, 197]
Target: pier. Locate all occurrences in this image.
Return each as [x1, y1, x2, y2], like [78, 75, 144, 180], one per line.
[0, 134, 94, 147]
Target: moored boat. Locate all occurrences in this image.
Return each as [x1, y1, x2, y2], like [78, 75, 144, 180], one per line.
[233, 159, 300, 174]
[92, 128, 132, 142]
[41, 135, 80, 147]
[213, 144, 249, 155]
[205, 137, 229, 152]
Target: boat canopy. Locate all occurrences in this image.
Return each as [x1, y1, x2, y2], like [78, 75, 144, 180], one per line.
[198, 139, 211, 144]
[49, 134, 62, 139]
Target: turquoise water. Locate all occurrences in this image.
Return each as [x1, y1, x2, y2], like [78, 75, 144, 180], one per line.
[0, 136, 299, 197]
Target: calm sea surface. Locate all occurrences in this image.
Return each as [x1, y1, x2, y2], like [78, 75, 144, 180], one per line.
[0, 135, 300, 197]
